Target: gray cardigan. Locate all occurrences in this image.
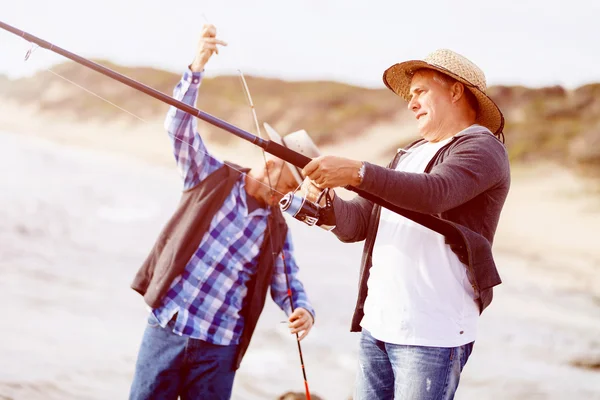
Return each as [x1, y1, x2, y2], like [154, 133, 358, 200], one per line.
[332, 128, 510, 331]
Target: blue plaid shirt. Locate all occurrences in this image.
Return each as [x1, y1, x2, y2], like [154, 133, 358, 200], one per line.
[151, 69, 314, 345]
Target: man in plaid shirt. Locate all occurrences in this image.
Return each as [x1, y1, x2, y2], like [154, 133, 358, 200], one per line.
[129, 24, 316, 400]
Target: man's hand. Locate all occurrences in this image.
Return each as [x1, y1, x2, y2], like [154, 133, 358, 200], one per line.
[288, 307, 314, 341]
[300, 178, 335, 205]
[190, 24, 228, 72]
[302, 156, 363, 188]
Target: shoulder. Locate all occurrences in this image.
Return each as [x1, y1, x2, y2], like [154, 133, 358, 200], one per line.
[442, 131, 511, 181]
[450, 131, 509, 161]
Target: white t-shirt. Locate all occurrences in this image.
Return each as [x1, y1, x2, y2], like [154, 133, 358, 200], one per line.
[361, 127, 482, 347]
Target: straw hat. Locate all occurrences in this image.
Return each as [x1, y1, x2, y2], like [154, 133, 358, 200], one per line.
[263, 123, 321, 185]
[383, 49, 504, 135]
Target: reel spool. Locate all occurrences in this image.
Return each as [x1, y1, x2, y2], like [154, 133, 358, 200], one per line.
[279, 188, 336, 231]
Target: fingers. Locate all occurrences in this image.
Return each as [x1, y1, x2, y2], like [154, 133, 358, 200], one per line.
[311, 174, 330, 189]
[299, 177, 312, 193]
[303, 180, 324, 204]
[297, 327, 310, 341]
[301, 156, 323, 178]
[199, 26, 227, 55]
[302, 156, 330, 187]
[203, 38, 227, 55]
[191, 25, 227, 72]
[289, 315, 309, 329]
[201, 24, 217, 38]
[302, 156, 362, 188]
[288, 308, 313, 340]
[313, 175, 326, 187]
[204, 38, 228, 46]
[200, 39, 227, 52]
[290, 321, 312, 340]
[197, 40, 227, 60]
[200, 43, 219, 52]
[301, 158, 333, 196]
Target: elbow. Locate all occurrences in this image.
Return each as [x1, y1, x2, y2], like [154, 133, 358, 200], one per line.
[332, 229, 353, 243]
[419, 200, 446, 214]
[418, 201, 455, 215]
[407, 186, 455, 214]
[330, 197, 370, 242]
[332, 227, 366, 243]
[395, 192, 442, 214]
[337, 235, 359, 244]
[164, 108, 177, 129]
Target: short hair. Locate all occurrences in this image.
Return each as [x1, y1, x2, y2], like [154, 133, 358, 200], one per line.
[429, 70, 479, 114]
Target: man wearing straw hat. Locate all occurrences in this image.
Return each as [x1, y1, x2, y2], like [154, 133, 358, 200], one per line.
[129, 24, 319, 399]
[302, 49, 510, 399]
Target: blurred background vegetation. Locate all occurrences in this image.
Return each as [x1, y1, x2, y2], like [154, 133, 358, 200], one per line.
[1, 60, 599, 176]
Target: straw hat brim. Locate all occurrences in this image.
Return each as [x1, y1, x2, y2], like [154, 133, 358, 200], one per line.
[263, 122, 321, 185]
[383, 60, 504, 134]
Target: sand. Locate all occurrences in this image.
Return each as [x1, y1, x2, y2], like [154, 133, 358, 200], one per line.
[0, 102, 599, 399]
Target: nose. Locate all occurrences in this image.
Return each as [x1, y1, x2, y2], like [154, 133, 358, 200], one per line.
[408, 96, 419, 112]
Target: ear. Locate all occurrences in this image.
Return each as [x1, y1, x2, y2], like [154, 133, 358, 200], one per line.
[450, 82, 465, 103]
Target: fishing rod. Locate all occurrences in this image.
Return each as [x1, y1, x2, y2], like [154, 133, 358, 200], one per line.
[238, 71, 312, 400]
[0, 20, 466, 245]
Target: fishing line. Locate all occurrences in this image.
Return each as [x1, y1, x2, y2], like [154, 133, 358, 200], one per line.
[238, 69, 312, 400]
[28, 58, 290, 199]
[18, 34, 313, 399]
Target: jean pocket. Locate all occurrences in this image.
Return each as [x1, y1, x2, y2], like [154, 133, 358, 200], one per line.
[147, 312, 160, 328]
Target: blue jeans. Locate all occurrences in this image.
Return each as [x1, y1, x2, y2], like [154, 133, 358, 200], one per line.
[129, 314, 239, 400]
[355, 329, 474, 400]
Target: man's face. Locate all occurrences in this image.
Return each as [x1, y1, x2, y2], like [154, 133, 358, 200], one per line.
[407, 70, 455, 142]
[265, 160, 299, 205]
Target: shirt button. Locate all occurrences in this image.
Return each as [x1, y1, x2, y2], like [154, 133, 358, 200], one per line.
[193, 78, 199, 84]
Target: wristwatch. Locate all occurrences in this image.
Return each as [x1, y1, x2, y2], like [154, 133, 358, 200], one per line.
[357, 162, 366, 185]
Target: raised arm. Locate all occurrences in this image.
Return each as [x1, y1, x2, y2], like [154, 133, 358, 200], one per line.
[165, 24, 227, 190]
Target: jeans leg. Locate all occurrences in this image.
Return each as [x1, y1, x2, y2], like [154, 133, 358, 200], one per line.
[129, 315, 187, 400]
[180, 339, 239, 400]
[387, 342, 474, 400]
[354, 329, 395, 400]
[444, 342, 474, 398]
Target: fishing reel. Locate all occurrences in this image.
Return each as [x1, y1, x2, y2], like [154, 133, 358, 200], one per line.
[279, 186, 336, 231]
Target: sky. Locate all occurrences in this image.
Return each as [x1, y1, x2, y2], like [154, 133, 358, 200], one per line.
[1, 0, 599, 89]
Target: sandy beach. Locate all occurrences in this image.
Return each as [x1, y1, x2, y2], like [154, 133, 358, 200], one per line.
[1, 112, 599, 399]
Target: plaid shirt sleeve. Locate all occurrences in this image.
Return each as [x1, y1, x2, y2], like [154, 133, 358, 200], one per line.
[164, 68, 223, 190]
[270, 229, 315, 320]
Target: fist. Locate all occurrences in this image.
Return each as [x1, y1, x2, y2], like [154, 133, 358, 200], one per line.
[288, 307, 314, 341]
[300, 178, 334, 206]
[302, 155, 363, 188]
